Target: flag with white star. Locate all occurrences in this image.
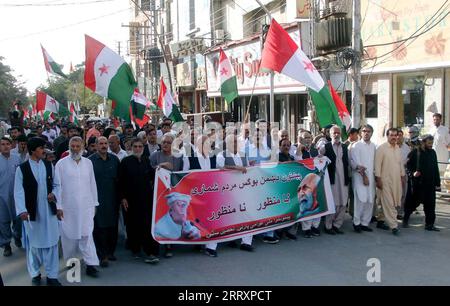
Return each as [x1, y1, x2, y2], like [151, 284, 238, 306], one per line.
[84, 34, 137, 122]
[218, 48, 238, 104]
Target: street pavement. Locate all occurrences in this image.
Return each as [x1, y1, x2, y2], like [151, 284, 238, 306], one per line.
[2, 204, 450, 286]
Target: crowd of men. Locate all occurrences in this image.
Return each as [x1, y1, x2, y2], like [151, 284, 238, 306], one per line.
[0, 112, 449, 286]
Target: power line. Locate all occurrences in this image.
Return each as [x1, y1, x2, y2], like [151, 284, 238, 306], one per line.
[362, 0, 401, 44]
[130, 0, 286, 54]
[365, 0, 449, 48]
[0, 0, 117, 6]
[0, 8, 130, 42]
[364, 5, 450, 62]
[230, 0, 249, 14]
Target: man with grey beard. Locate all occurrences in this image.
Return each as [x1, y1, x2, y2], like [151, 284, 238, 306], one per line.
[54, 136, 100, 278]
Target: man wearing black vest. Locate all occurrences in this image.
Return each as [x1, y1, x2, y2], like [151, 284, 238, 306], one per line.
[14, 137, 62, 286]
[183, 135, 218, 257]
[322, 125, 350, 235]
[217, 134, 254, 252]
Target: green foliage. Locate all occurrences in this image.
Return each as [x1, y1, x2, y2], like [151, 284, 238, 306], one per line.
[0, 56, 28, 117]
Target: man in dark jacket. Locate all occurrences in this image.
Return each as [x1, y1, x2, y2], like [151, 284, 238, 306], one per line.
[403, 135, 441, 231]
[322, 125, 350, 235]
[278, 139, 295, 163]
[119, 138, 159, 264]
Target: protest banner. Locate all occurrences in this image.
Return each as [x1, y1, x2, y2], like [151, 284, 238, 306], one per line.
[152, 158, 335, 244]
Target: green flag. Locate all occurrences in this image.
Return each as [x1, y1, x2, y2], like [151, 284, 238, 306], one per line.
[309, 86, 347, 138]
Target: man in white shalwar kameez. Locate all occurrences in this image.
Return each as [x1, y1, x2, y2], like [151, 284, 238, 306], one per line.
[350, 125, 376, 232]
[14, 137, 62, 286]
[53, 136, 100, 278]
[430, 113, 450, 175]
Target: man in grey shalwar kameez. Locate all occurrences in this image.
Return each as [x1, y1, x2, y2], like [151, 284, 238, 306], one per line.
[0, 137, 22, 257]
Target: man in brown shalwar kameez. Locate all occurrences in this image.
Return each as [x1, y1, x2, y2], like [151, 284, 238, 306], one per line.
[375, 128, 406, 235]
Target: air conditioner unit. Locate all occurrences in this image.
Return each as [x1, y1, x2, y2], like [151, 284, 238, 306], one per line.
[215, 29, 225, 41]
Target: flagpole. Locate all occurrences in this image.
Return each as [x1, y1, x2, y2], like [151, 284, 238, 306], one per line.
[221, 97, 225, 125]
[255, 0, 275, 125]
[46, 70, 51, 86]
[352, 0, 362, 128]
[244, 74, 260, 123]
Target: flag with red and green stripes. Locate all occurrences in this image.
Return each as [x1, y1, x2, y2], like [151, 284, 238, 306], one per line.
[41, 44, 67, 78]
[84, 34, 137, 122]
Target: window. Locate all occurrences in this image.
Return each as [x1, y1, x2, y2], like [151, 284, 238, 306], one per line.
[365, 94, 378, 118]
[243, 0, 286, 37]
[398, 74, 425, 126]
[189, 0, 195, 30]
[141, 0, 151, 11]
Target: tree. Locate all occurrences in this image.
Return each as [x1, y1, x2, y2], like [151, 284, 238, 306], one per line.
[37, 62, 105, 115]
[0, 57, 27, 118]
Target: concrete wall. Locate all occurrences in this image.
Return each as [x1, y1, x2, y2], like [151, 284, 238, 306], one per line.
[367, 74, 391, 145]
[424, 70, 444, 131]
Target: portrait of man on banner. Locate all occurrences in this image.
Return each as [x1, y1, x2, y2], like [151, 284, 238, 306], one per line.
[154, 192, 201, 241]
[297, 173, 322, 218]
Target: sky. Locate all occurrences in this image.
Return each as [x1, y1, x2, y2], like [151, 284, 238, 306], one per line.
[0, 0, 132, 93]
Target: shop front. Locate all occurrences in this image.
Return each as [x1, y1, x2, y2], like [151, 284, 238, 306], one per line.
[362, 68, 449, 143]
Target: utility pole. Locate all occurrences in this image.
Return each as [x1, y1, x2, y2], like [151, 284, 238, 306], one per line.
[352, 0, 362, 128]
[255, 0, 274, 125]
[117, 41, 121, 56]
[130, 0, 174, 94]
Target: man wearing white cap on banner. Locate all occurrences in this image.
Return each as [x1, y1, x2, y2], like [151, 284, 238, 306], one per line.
[154, 192, 201, 241]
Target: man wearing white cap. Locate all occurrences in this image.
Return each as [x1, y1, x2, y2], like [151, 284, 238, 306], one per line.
[154, 192, 201, 240]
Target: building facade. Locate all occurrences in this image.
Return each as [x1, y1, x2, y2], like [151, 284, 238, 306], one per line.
[128, 0, 449, 143]
[361, 0, 450, 141]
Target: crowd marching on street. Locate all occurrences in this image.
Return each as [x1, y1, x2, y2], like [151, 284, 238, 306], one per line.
[0, 110, 449, 286]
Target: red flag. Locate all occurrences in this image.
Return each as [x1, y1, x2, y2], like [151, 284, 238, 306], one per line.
[327, 80, 352, 132]
[260, 19, 325, 92]
[112, 117, 120, 128]
[135, 114, 150, 128]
